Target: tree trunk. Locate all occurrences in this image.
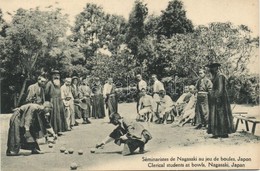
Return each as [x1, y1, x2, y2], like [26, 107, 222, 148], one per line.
[16, 76, 29, 107]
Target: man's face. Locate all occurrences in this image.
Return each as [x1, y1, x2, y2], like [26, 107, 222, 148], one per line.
[38, 78, 46, 87]
[140, 89, 146, 96]
[159, 91, 166, 98]
[137, 76, 141, 81]
[199, 70, 205, 78]
[52, 74, 60, 80]
[65, 81, 71, 86]
[184, 86, 189, 93]
[189, 87, 195, 94]
[152, 76, 156, 81]
[209, 67, 218, 74]
[72, 79, 78, 85]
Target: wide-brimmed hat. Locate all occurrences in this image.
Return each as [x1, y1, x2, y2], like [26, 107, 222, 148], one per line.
[72, 76, 79, 81]
[51, 70, 60, 75]
[205, 63, 221, 68]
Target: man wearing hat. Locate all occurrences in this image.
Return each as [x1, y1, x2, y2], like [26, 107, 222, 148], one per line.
[79, 78, 92, 124]
[61, 77, 75, 130]
[206, 62, 235, 138]
[45, 70, 68, 134]
[6, 102, 57, 156]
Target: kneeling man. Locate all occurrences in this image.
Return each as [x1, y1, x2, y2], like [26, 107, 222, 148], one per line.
[95, 113, 152, 156]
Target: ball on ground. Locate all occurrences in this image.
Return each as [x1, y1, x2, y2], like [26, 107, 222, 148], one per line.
[70, 162, 77, 170]
[90, 148, 96, 153]
[60, 147, 66, 153]
[48, 144, 53, 148]
[78, 150, 83, 155]
[68, 148, 74, 154]
[64, 150, 68, 154]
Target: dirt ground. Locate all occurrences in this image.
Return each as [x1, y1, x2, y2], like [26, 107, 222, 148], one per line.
[1, 103, 260, 171]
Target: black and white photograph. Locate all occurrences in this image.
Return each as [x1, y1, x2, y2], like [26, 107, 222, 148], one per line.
[0, 0, 259, 170]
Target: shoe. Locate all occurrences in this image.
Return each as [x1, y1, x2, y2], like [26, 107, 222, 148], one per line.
[82, 121, 87, 124]
[220, 134, 229, 138]
[194, 124, 202, 129]
[86, 119, 91, 124]
[210, 135, 218, 139]
[57, 132, 64, 136]
[6, 150, 19, 156]
[74, 122, 79, 126]
[139, 145, 145, 154]
[31, 149, 44, 154]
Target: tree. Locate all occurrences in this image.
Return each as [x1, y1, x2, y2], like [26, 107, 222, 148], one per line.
[72, 3, 105, 63]
[157, 0, 194, 38]
[126, 0, 148, 63]
[1, 7, 70, 106]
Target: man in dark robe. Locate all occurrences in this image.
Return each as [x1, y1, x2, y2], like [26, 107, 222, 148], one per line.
[95, 113, 152, 156]
[6, 102, 57, 156]
[91, 77, 105, 119]
[71, 76, 81, 122]
[194, 69, 213, 129]
[206, 63, 235, 138]
[45, 70, 68, 134]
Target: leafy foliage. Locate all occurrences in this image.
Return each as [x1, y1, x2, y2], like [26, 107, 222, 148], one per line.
[157, 0, 194, 38]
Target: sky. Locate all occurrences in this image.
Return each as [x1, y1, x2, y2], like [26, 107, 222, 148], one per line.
[1, 0, 259, 36]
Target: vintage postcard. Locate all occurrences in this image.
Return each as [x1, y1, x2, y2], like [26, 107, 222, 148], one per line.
[0, 0, 259, 170]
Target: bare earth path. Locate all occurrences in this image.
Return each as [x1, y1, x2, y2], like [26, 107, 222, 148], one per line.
[1, 103, 260, 170]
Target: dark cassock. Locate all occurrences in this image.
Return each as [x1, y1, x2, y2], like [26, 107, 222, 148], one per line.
[71, 76, 82, 120]
[91, 78, 105, 119]
[207, 63, 235, 138]
[6, 103, 56, 156]
[194, 70, 213, 129]
[45, 71, 68, 133]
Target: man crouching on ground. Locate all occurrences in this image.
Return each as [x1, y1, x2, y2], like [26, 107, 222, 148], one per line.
[95, 113, 152, 156]
[6, 102, 57, 156]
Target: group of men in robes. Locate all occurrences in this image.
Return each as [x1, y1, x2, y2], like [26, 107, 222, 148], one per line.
[6, 70, 120, 156]
[136, 62, 235, 138]
[6, 61, 235, 157]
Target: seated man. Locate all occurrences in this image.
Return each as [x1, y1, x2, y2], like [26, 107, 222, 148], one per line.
[177, 85, 197, 126]
[95, 113, 152, 156]
[6, 102, 57, 156]
[175, 86, 192, 116]
[138, 88, 154, 122]
[158, 90, 175, 124]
